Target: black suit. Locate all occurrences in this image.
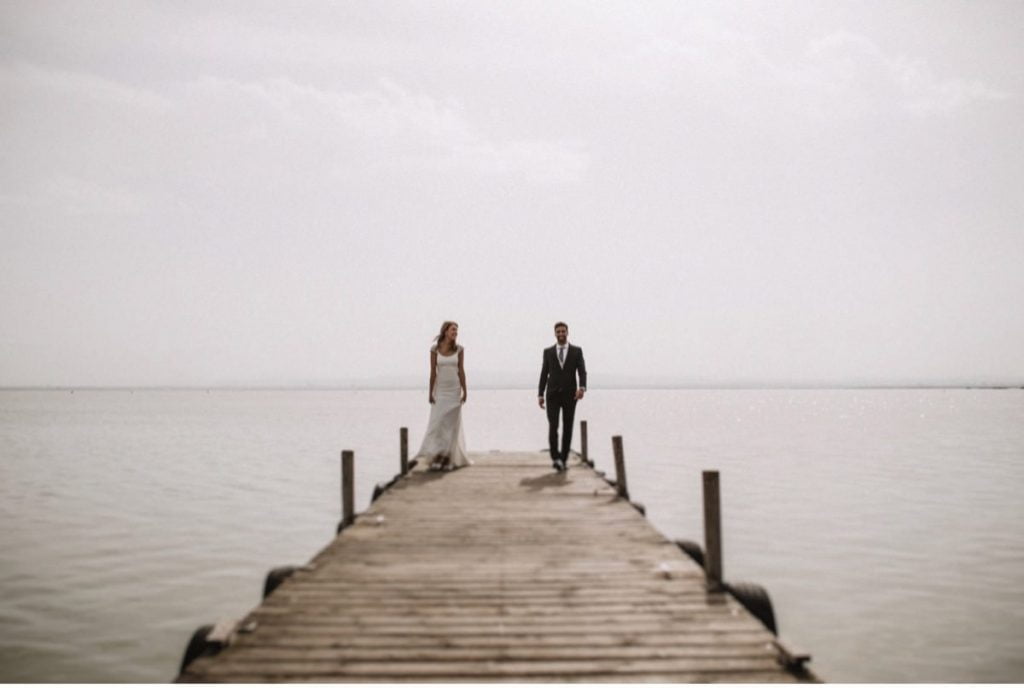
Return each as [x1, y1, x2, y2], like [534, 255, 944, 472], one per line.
[538, 344, 587, 463]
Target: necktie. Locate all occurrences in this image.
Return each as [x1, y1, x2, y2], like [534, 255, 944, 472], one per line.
[558, 347, 565, 364]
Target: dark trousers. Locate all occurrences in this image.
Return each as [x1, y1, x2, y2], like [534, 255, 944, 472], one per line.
[546, 393, 577, 462]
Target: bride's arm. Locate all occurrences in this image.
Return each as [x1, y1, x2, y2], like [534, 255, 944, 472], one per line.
[458, 347, 467, 403]
[428, 349, 437, 404]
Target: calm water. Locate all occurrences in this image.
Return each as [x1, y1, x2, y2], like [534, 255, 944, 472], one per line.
[1, 388, 1022, 682]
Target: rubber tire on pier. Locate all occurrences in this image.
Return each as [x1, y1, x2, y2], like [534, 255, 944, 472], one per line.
[372, 473, 405, 502]
[725, 581, 778, 634]
[674, 539, 705, 568]
[178, 623, 216, 674]
[371, 478, 393, 502]
[263, 565, 298, 599]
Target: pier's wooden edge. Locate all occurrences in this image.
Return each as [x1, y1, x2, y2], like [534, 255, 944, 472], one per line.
[177, 450, 819, 683]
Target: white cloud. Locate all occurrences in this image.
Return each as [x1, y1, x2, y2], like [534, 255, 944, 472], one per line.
[1, 174, 146, 216]
[609, 26, 1013, 120]
[0, 60, 169, 111]
[171, 74, 589, 184]
[1, 62, 589, 230]
[799, 32, 1013, 116]
[1, 62, 168, 217]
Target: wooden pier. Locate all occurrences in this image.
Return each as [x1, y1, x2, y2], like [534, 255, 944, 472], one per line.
[177, 445, 816, 682]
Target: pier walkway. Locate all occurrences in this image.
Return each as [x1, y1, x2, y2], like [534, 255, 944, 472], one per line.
[177, 451, 814, 682]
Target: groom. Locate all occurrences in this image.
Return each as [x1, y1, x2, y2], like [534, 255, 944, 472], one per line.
[538, 321, 587, 472]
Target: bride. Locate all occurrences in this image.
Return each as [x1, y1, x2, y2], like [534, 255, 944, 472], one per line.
[413, 321, 470, 471]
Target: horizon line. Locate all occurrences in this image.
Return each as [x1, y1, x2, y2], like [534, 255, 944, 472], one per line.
[2, 382, 1022, 392]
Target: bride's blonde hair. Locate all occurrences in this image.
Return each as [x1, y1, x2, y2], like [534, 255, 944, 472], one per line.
[434, 321, 459, 354]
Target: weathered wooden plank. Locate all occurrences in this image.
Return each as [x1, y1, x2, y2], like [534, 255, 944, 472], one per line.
[234, 632, 775, 648]
[258, 585, 740, 598]
[241, 622, 769, 640]
[181, 670, 798, 684]
[190, 656, 788, 678]
[257, 600, 743, 615]
[193, 644, 781, 662]
[247, 610, 765, 628]
[212, 641, 781, 662]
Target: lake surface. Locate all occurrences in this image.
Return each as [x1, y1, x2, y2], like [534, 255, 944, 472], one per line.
[1, 388, 1022, 682]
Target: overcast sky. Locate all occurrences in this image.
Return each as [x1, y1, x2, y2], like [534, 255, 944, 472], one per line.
[2, 1, 1022, 387]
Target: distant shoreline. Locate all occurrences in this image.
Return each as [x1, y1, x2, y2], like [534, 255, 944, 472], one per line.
[2, 384, 1022, 392]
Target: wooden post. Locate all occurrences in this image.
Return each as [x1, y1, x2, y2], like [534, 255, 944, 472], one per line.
[612, 435, 628, 499]
[580, 420, 589, 466]
[400, 427, 409, 474]
[341, 450, 355, 528]
[702, 470, 723, 592]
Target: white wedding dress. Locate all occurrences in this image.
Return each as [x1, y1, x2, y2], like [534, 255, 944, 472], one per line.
[413, 345, 470, 468]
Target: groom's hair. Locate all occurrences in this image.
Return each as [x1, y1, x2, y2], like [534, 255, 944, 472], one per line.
[554, 321, 568, 330]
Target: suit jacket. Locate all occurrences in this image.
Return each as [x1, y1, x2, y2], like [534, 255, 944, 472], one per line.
[538, 344, 587, 398]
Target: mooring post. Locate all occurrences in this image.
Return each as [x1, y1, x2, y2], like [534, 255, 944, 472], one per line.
[580, 420, 589, 466]
[702, 470, 723, 592]
[341, 450, 355, 528]
[400, 427, 409, 474]
[612, 435, 628, 499]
